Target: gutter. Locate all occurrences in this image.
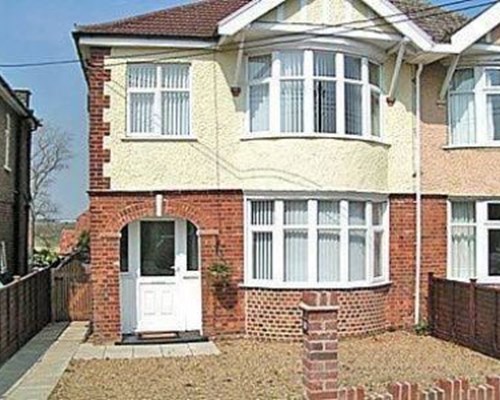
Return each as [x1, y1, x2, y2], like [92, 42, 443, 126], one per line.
[414, 63, 424, 326]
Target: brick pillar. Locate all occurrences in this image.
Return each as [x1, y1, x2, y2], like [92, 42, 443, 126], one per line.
[300, 291, 339, 400]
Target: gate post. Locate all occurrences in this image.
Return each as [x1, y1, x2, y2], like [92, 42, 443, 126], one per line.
[300, 291, 339, 400]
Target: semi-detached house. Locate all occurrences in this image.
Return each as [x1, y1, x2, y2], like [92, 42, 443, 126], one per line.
[73, 0, 500, 343]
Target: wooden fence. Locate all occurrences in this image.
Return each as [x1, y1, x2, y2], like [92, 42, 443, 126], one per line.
[51, 257, 92, 322]
[0, 267, 51, 365]
[428, 273, 500, 358]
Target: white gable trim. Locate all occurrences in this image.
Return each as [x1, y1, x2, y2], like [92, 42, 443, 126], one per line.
[218, 0, 434, 50]
[78, 36, 217, 49]
[447, 2, 500, 53]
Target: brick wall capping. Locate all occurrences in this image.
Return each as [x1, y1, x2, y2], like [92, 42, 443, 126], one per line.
[299, 302, 339, 312]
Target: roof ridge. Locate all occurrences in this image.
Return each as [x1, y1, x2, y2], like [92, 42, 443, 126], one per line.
[75, 0, 215, 31]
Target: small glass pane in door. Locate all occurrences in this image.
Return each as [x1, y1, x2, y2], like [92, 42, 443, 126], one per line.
[489, 230, 500, 276]
[140, 221, 175, 276]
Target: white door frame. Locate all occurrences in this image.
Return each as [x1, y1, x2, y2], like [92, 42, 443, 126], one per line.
[119, 218, 202, 334]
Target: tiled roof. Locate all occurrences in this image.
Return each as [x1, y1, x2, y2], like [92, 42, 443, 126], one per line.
[75, 0, 470, 43]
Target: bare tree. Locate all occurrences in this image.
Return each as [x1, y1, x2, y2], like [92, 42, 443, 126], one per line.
[31, 124, 72, 249]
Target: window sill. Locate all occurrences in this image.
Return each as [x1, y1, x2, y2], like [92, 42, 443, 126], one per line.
[241, 133, 390, 146]
[443, 143, 500, 150]
[239, 280, 391, 290]
[122, 135, 197, 142]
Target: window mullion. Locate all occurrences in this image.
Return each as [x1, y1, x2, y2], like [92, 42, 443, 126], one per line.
[274, 200, 284, 283]
[308, 199, 318, 283]
[340, 199, 349, 283]
[475, 67, 486, 144]
[336, 53, 345, 135]
[367, 202, 374, 283]
[155, 65, 162, 136]
[304, 50, 314, 135]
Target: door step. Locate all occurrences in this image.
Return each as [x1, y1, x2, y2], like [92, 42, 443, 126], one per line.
[119, 331, 208, 345]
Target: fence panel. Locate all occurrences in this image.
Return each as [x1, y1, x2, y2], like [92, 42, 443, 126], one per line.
[0, 268, 51, 365]
[429, 273, 500, 359]
[51, 258, 91, 322]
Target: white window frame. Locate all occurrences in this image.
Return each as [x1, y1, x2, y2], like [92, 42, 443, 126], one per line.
[448, 199, 500, 283]
[126, 63, 192, 138]
[244, 195, 390, 289]
[245, 50, 383, 139]
[447, 66, 500, 146]
[4, 113, 11, 171]
[0, 241, 7, 274]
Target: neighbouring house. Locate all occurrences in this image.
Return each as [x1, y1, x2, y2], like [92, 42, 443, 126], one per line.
[59, 210, 90, 254]
[0, 74, 39, 280]
[73, 0, 500, 343]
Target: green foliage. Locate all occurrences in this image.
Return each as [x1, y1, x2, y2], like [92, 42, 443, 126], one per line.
[75, 230, 90, 254]
[414, 321, 429, 336]
[208, 262, 231, 286]
[32, 248, 60, 268]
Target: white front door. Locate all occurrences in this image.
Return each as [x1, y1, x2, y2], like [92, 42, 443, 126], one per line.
[119, 219, 201, 334]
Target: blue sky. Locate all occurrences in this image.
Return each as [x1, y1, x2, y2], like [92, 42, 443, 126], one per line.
[0, 0, 489, 220]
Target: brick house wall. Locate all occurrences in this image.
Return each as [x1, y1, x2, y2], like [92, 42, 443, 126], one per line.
[0, 95, 32, 277]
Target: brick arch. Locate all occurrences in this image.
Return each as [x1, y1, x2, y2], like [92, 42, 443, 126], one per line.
[103, 198, 210, 234]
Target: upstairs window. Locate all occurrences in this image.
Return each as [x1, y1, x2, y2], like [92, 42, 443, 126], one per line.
[127, 63, 191, 137]
[247, 50, 382, 138]
[448, 67, 500, 145]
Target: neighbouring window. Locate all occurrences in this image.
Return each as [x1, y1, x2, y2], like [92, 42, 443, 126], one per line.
[448, 200, 500, 281]
[127, 63, 191, 136]
[186, 221, 199, 272]
[4, 113, 11, 170]
[120, 226, 129, 273]
[448, 67, 500, 145]
[450, 201, 476, 279]
[0, 241, 7, 274]
[247, 50, 382, 137]
[247, 198, 387, 287]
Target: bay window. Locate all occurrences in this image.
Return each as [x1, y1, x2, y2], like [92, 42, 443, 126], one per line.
[127, 63, 191, 137]
[246, 198, 388, 287]
[247, 50, 382, 138]
[448, 67, 500, 145]
[449, 200, 500, 282]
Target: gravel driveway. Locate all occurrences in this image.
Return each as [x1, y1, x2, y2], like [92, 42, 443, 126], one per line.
[50, 332, 500, 400]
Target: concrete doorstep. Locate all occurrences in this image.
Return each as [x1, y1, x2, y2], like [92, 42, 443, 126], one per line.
[0, 321, 89, 400]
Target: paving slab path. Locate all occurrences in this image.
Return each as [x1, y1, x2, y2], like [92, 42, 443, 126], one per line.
[0, 322, 88, 400]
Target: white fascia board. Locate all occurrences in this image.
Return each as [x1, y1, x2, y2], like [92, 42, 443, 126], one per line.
[249, 21, 402, 42]
[218, 0, 285, 36]
[449, 2, 500, 53]
[0, 85, 30, 118]
[361, 0, 434, 51]
[78, 36, 217, 49]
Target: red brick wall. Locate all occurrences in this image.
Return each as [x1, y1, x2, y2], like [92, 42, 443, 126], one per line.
[245, 286, 390, 340]
[89, 190, 244, 343]
[87, 47, 111, 191]
[59, 210, 91, 255]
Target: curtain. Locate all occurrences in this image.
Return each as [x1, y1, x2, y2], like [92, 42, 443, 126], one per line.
[280, 52, 303, 76]
[162, 92, 190, 136]
[284, 201, 308, 225]
[253, 232, 273, 280]
[451, 202, 476, 279]
[281, 81, 304, 132]
[128, 64, 157, 88]
[314, 81, 336, 133]
[373, 231, 383, 278]
[251, 201, 274, 225]
[284, 230, 308, 282]
[349, 201, 366, 225]
[250, 84, 270, 132]
[248, 55, 271, 80]
[487, 94, 500, 141]
[349, 230, 366, 281]
[161, 64, 189, 88]
[450, 69, 475, 145]
[318, 201, 340, 225]
[314, 51, 335, 77]
[318, 231, 340, 282]
[130, 93, 154, 133]
[345, 83, 362, 135]
[344, 56, 361, 80]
